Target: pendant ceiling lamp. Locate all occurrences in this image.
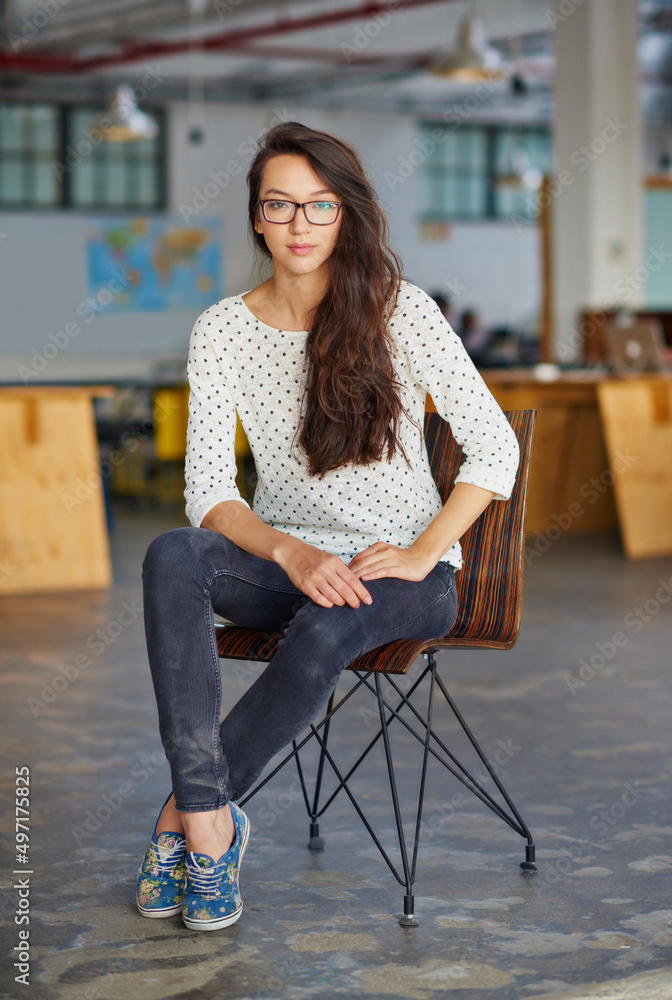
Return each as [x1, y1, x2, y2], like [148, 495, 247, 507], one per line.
[496, 148, 543, 190]
[91, 84, 158, 142]
[430, 15, 503, 81]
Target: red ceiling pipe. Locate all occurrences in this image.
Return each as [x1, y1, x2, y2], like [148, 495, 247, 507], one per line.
[0, 0, 457, 74]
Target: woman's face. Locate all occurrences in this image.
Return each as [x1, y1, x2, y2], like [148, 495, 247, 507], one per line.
[254, 154, 343, 279]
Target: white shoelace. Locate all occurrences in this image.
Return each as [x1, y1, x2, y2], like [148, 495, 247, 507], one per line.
[186, 853, 227, 894]
[148, 839, 185, 875]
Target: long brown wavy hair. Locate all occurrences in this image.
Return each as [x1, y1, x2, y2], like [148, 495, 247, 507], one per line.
[247, 121, 409, 477]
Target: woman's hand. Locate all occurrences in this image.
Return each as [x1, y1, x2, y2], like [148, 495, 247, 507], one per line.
[348, 541, 435, 582]
[274, 538, 373, 609]
[349, 484, 495, 583]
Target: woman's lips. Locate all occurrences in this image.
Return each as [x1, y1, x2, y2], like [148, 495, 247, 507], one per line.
[287, 244, 316, 255]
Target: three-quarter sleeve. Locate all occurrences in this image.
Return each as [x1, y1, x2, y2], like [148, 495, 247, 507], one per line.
[393, 287, 519, 500]
[183, 314, 250, 528]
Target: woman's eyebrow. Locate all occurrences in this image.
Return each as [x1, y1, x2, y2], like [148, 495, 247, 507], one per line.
[262, 188, 335, 197]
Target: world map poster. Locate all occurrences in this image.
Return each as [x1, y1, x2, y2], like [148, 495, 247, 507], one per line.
[85, 216, 222, 311]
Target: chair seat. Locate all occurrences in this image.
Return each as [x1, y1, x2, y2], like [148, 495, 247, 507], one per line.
[215, 625, 448, 675]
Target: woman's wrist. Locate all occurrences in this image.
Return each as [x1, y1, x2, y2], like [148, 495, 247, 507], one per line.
[202, 501, 299, 565]
[270, 533, 304, 568]
[408, 537, 445, 574]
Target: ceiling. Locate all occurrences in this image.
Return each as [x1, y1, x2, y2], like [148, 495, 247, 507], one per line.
[1, 0, 671, 125]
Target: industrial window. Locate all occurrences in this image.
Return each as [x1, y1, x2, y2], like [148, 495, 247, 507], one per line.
[0, 103, 59, 207]
[0, 102, 166, 211]
[417, 122, 552, 223]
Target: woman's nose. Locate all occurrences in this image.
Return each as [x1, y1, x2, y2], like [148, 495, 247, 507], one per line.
[289, 206, 311, 234]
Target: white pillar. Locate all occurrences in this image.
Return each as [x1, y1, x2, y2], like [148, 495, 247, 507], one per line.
[552, 0, 644, 362]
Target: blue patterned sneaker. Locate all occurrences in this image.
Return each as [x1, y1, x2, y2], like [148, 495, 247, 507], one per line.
[182, 801, 250, 932]
[136, 793, 186, 918]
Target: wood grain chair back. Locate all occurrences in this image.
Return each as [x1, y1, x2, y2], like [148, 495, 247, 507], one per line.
[425, 409, 536, 650]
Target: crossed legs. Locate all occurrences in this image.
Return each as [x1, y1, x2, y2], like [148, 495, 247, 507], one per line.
[142, 526, 457, 858]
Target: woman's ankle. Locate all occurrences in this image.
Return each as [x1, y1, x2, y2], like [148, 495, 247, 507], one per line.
[180, 802, 235, 860]
[155, 794, 185, 837]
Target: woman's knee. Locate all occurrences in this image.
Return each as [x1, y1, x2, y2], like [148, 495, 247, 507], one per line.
[142, 527, 204, 580]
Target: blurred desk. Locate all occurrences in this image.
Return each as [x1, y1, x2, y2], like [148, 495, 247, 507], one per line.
[428, 369, 617, 537]
[0, 385, 113, 595]
[480, 370, 617, 537]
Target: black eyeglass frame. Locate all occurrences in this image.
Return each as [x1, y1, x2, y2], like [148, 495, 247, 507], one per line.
[258, 199, 343, 225]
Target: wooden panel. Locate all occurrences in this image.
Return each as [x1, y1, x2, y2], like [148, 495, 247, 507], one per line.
[558, 402, 615, 532]
[479, 379, 617, 536]
[597, 379, 672, 559]
[0, 388, 112, 595]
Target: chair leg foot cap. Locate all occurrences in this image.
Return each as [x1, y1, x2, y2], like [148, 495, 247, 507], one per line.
[520, 861, 537, 871]
[308, 836, 325, 851]
[399, 915, 419, 927]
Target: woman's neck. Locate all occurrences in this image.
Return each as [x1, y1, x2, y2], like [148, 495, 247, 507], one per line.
[249, 269, 329, 332]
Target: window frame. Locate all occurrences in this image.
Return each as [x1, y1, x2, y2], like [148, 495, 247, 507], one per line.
[417, 120, 552, 224]
[0, 99, 167, 213]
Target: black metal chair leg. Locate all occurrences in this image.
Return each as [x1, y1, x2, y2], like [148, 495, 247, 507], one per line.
[432, 665, 537, 872]
[374, 674, 419, 927]
[293, 692, 335, 851]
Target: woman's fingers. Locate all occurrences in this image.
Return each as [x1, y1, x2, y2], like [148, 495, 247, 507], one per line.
[288, 546, 372, 608]
[349, 545, 397, 576]
[314, 567, 371, 609]
[349, 544, 429, 582]
[338, 567, 373, 606]
[306, 583, 341, 609]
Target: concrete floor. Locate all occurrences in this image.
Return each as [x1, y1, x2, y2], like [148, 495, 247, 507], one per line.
[1, 504, 672, 1000]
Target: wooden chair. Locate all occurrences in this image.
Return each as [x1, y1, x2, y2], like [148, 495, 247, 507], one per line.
[214, 410, 537, 925]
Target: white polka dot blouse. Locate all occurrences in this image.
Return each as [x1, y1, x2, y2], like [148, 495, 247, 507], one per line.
[184, 280, 519, 569]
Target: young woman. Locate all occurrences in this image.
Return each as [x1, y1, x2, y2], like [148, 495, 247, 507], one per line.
[136, 121, 519, 932]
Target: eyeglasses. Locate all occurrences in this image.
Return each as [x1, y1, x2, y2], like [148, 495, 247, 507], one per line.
[258, 199, 343, 225]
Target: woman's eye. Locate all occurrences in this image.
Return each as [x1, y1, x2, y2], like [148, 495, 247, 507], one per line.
[268, 201, 290, 210]
[313, 202, 335, 211]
